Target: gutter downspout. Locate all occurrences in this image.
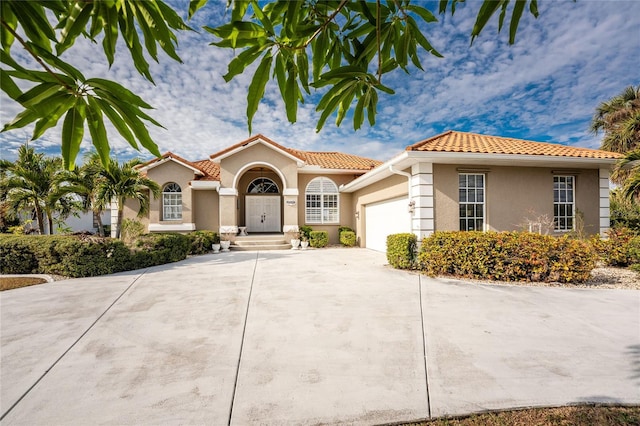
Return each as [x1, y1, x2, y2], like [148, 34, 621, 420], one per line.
[389, 166, 413, 232]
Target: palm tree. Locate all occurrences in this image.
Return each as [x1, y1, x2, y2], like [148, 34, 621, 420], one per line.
[57, 153, 107, 236]
[1, 146, 72, 234]
[591, 85, 640, 154]
[616, 149, 640, 202]
[95, 158, 160, 239]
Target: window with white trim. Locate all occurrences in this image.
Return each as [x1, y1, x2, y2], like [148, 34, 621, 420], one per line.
[459, 173, 485, 231]
[305, 177, 339, 224]
[162, 182, 182, 221]
[553, 176, 574, 231]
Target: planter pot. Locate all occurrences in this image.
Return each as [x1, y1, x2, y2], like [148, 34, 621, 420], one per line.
[220, 240, 231, 252]
[291, 239, 300, 249]
[300, 240, 309, 250]
[212, 243, 221, 253]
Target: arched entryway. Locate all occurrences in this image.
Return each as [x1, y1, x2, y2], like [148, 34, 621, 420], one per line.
[238, 168, 283, 233]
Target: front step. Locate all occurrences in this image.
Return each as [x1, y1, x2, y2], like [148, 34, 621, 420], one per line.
[231, 234, 292, 251]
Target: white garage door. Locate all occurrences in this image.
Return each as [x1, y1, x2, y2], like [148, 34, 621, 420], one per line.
[365, 197, 411, 252]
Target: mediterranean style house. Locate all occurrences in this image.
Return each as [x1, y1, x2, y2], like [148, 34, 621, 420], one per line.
[120, 131, 621, 251]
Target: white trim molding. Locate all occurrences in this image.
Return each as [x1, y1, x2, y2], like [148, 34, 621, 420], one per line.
[219, 187, 239, 196]
[149, 223, 196, 232]
[232, 161, 289, 192]
[283, 188, 299, 196]
[411, 162, 435, 240]
[190, 180, 220, 190]
[283, 224, 299, 233]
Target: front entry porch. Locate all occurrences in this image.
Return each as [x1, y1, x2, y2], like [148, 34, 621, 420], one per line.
[231, 233, 291, 251]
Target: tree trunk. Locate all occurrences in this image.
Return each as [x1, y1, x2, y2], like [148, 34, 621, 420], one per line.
[95, 210, 105, 237]
[34, 206, 44, 234]
[46, 211, 53, 235]
[116, 207, 124, 239]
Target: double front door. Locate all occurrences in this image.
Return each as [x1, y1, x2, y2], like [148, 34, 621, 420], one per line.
[245, 195, 281, 233]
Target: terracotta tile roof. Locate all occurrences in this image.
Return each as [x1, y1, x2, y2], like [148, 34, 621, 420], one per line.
[137, 152, 220, 181]
[192, 159, 220, 181]
[209, 133, 382, 170]
[293, 150, 382, 170]
[407, 130, 623, 159]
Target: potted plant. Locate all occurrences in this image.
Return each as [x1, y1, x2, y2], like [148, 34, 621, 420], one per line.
[290, 231, 301, 250]
[220, 233, 231, 252]
[211, 233, 221, 253]
[300, 235, 309, 249]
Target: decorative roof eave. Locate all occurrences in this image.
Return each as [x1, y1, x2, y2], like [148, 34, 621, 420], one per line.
[139, 156, 205, 176]
[210, 134, 306, 166]
[340, 150, 619, 193]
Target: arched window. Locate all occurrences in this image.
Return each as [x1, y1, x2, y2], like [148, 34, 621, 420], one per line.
[162, 182, 182, 220]
[305, 177, 339, 224]
[247, 177, 279, 194]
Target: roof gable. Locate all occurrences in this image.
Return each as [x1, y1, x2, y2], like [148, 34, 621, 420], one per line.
[408, 130, 623, 159]
[138, 152, 206, 175]
[209, 134, 306, 164]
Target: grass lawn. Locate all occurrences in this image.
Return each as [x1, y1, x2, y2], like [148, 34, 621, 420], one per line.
[401, 406, 640, 425]
[0, 276, 48, 291]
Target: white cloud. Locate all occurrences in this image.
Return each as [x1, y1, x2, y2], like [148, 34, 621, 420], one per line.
[1, 1, 639, 164]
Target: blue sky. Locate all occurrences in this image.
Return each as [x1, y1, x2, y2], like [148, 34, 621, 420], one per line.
[1, 0, 639, 164]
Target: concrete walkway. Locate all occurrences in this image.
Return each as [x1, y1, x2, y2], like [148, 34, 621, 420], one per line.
[1, 249, 638, 425]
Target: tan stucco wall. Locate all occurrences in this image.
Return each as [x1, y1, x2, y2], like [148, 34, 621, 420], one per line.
[193, 190, 219, 231]
[296, 173, 358, 244]
[146, 161, 195, 224]
[351, 173, 409, 247]
[219, 144, 300, 229]
[219, 144, 298, 190]
[122, 198, 149, 231]
[434, 164, 601, 235]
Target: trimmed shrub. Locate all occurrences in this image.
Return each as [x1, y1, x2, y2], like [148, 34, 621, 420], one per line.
[0, 233, 191, 278]
[299, 225, 313, 241]
[0, 235, 38, 274]
[338, 226, 353, 235]
[130, 233, 190, 267]
[52, 238, 130, 277]
[0, 234, 130, 277]
[418, 231, 596, 283]
[386, 233, 417, 269]
[340, 231, 356, 247]
[309, 230, 328, 248]
[592, 227, 640, 267]
[187, 230, 218, 255]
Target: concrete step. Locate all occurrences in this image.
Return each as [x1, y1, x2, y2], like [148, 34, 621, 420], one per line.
[234, 239, 287, 245]
[230, 243, 292, 251]
[235, 234, 286, 242]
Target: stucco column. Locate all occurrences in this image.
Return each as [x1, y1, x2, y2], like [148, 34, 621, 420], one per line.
[282, 188, 299, 234]
[110, 200, 118, 238]
[411, 162, 435, 241]
[218, 188, 238, 235]
[599, 168, 611, 237]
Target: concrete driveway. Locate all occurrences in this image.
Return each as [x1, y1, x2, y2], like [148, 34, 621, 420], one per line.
[1, 248, 638, 424]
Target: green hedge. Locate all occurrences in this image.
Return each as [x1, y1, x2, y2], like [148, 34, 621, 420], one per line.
[386, 233, 417, 269]
[309, 230, 328, 248]
[418, 231, 596, 283]
[340, 231, 356, 247]
[0, 235, 130, 277]
[0, 232, 192, 278]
